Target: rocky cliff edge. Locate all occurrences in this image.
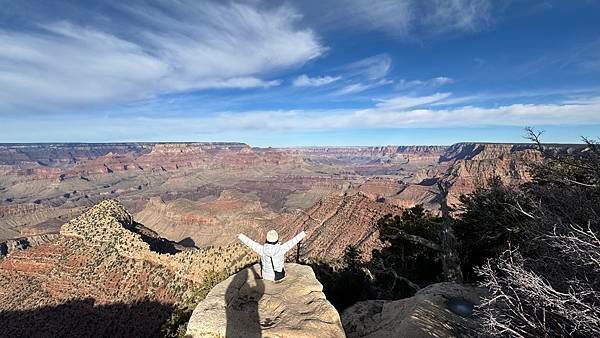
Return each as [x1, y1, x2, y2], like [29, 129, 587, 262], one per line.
[185, 263, 345, 338]
[341, 282, 486, 338]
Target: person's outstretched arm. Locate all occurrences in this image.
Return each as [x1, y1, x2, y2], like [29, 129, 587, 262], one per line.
[280, 231, 306, 253]
[238, 233, 264, 256]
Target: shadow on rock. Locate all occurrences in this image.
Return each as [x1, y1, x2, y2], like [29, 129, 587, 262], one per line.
[0, 298, 174, 338]
[225, 265, 265, 338]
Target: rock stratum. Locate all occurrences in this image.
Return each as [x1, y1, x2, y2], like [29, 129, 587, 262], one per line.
[275, 193, 402, 260]
[0, 142, 582, 263]
[186, 263, 345, 338]
[0, 142, 586, 337]
[0, 199, 255, 337]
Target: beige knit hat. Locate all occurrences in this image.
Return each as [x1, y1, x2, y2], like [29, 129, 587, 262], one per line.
[266, 229, 279, 243]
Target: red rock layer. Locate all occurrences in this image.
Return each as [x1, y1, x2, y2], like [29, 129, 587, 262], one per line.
[0, 143, 307, 180]
[358, 178, 405, 200]
[0, 200, 256, 336]
[274, 193, 402, 261]
[439, 143, 547, 205]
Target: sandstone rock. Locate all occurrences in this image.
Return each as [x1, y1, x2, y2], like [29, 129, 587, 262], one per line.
[135, 192, 279, 249]
[438, 143, 549, 206]
[0, 233, 59, 258]
[297, 146, 447, 166]
[275, 193, 402, 261]
[389, 184, 440, 211]
[0, 141, 568, 248]
[186, 263, 346, 338]
[0, 199, 257, 337]
[358, 178, 405, 200]
[341, 282, 486, 338]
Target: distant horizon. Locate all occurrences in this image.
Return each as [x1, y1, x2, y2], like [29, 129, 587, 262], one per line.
[0, 124, 595, 147]
[0, 139, 588, 148]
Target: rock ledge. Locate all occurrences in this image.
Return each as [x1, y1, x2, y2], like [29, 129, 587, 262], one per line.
[341, 282, 486, 338]
[186, 263, 345, 338]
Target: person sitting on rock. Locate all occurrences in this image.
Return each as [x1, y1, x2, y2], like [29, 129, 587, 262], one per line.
[238, 230, 306, 281]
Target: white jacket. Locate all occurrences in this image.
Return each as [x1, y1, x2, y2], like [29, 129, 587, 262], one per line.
[238, 231, 306, 281]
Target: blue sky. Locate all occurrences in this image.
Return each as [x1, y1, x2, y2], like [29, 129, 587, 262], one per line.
[1, 0, 599, 146]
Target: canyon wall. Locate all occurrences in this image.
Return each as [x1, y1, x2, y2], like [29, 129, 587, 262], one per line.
[0, 141, 579, 260]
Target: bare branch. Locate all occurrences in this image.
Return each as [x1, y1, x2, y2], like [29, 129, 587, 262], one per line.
[385, 225, 443, 252]
[563, 178, 598, 188]
[477, 248, 600, 337]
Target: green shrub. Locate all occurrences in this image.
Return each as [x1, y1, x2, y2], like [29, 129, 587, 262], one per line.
[372, 205, 444, 295]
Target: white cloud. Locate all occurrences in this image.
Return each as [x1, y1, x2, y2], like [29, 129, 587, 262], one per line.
[0, 1, 324, 112]
[332, 79, 393, 96]
[217, 95, 600, 130]
[340, 1, 413, 36]
[432, 77, 454, 85]
[3, 94, 600, 141]
[192, 78, 282, 90]
[293, 74, 341, 87]
[351, 99, 600, 128]
[396, 76, 454, 91]
[329, 54, 394, 96]
[333, 83, 372, 96]
[342, 54, 392, 80]
[374, 93, 452, 110]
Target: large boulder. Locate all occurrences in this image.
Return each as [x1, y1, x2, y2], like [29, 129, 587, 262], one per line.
[341, 282, 486, 338]
[186, 263, 345, 338]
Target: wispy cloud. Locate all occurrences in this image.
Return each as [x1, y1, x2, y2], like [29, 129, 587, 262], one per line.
[423, 0, 494, 35]
[220, 95, 600, 130]
[352, 98, 600, 128]
[302, 0, 496, 38]
[513, 39, 600, 77]
[189, 94, 600, 130]
[333, 83, 373, 96]
[195, 78, 282, 89]
[473, 57, 486, 66]
[330, 54, 393, 95]
[0, 1, 324, 112]
[5, 93, 598, 142]
[395, 77, 454, 91]
[293, 74, 341, 87]
[332, 79, 393, 96]
[374, 92, 452, 110]
[341, 54, 392, 80]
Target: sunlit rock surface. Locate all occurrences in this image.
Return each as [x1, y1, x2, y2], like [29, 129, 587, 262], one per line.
[186, 263, 345, 338]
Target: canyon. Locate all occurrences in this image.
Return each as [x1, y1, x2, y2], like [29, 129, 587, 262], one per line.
[0, 142, 579, 261]
[0, 199, 255, 336]
[0, 141, 583, 336]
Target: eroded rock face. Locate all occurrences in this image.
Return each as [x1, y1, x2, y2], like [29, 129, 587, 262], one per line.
[0, 143, 558, 246]
[438, 143, 584, 206]
[0, 199, 257, 337]
[0, 233, 59, 258]
[186, 263, 346, 338]
[1, 142, 581, 265]
[341, 282, 486, 338]
[275, 193, 402, 261]
[135, 191, 279, 248]
[440, 144, 541, 206]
